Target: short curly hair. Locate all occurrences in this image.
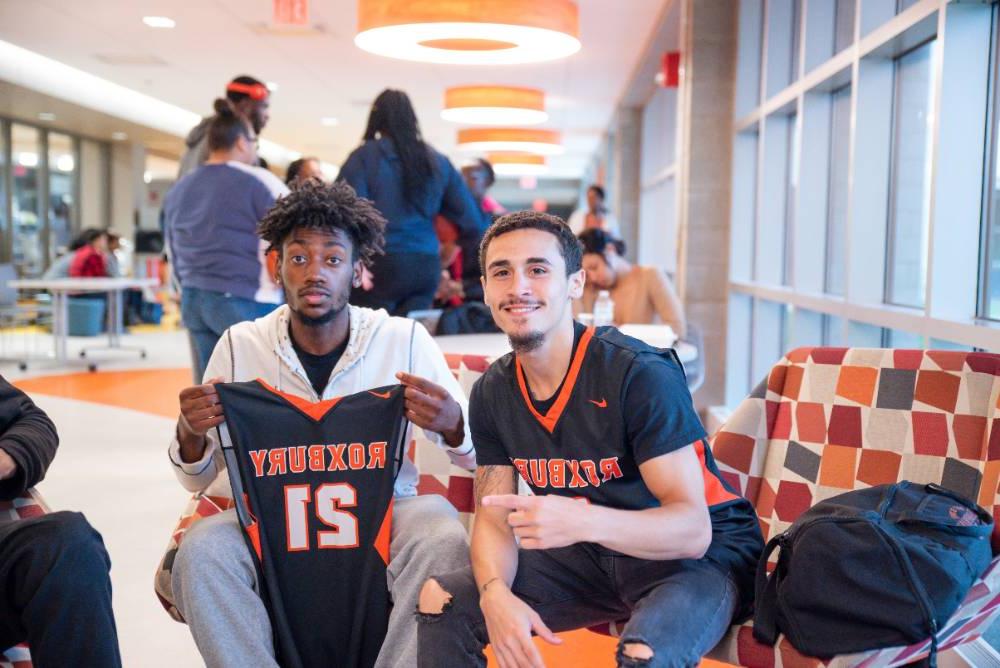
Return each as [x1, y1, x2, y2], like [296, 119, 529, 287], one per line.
[258, 180, 386, 266]
[479, 210, 581, 277]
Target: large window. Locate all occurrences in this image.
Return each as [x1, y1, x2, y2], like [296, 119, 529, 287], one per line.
[825, 85, 851, 295]
[886, 40, 937, 308]
[728, 1, 997, 409]
[12, 123, 43, 277]
[47, 132, 78, 257]
[0, 118, 108, 277]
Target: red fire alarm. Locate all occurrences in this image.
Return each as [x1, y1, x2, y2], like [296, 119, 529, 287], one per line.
[656, 51, 681, 88]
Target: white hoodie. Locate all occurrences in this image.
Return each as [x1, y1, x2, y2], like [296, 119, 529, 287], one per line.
[168, 304, 476, 499]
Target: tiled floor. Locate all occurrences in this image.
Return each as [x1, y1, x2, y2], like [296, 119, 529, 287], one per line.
[1, 327, 732, 667]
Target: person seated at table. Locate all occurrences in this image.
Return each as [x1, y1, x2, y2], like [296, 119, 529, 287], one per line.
[42, 229, 101, 279]
[67, 229, 110, 279]
[0, 375, 122, 667]
[574, 228, 687, 337]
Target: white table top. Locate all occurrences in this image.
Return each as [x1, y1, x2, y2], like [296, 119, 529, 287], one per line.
[8, 277, 159, 291]
[435, 327, 697, 364]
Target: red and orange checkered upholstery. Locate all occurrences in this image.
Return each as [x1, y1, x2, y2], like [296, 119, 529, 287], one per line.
[0, 489, 49, 668]
[706, 348, 1000, 667]
[154, 353, 490, 621]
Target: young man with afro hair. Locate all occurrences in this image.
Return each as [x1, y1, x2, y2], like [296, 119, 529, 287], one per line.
[167, 180, 476, 668]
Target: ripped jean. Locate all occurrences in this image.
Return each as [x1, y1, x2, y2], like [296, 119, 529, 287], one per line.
[416, 543, 739, 668]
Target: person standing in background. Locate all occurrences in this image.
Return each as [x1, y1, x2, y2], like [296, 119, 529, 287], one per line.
[285, 157, 324, 188]
[338, 89, 481, 316]
[574, 228, 687, 337]
[164, 100, 288, 382]
[567, 184, 620, 237]
[177, 76, 272, 179]
[457, 158, 500, 302]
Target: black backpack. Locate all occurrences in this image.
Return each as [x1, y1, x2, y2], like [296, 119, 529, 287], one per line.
[753, 481, 993, 664]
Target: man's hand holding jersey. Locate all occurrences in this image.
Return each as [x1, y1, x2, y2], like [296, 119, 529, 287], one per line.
[471, 446, 713, 668]
[395, 371, 465, 448]
[176, 377, 225, 463]
[176, 372, 466, 463]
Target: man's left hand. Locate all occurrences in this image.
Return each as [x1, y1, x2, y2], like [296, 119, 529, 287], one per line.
[482, 494, 591, 550]
[395, 372, 465, 447]
[0, 448, 17, 481]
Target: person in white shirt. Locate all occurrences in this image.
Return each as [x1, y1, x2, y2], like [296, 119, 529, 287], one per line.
[567, 184, 620, 237]
[167, 180, 475, 668]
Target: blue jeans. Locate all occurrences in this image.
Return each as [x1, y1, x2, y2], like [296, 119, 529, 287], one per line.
[417, 544, 739, 668]
[181, 287, 279, 382]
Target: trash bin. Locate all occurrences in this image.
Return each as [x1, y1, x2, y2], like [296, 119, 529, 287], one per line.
[67, 298, 106, 336]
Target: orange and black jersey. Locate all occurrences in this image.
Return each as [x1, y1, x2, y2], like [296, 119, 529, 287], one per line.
[471, 323, 763, 609]
[216, 380, 408, 668]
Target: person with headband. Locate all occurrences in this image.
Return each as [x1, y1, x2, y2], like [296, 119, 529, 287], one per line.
[178, 75, 272, 178]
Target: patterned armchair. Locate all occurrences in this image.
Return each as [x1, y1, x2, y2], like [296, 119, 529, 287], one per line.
[1, 489, 50, 668]
[705, 348, 1000, 667]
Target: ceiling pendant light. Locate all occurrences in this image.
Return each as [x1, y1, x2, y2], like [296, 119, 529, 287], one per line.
[457, 128, 563, 155]
[488, 153, 548, 176]
[442, 85, 547, 126]
[355, 0, 580, 65]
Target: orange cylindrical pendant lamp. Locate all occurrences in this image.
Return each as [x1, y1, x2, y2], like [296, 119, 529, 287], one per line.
[355, 0, 581, 65]
[442, 85, 547, 125]
[488, 152, 548, 176]
[457, 128, 563, 155]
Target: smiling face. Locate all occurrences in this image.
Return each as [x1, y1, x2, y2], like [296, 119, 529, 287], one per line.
[278, 227, 361, 328]
[482, 228, 584, 353]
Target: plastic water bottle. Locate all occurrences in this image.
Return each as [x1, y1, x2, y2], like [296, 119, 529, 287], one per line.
[594, 290, 615, 327]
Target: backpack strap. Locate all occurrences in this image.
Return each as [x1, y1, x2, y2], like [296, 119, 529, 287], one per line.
[752, 533, 785, 646]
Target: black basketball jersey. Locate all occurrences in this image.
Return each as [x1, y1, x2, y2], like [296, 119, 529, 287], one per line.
[216, 379, 408, 668]
[472, 325, 763, 611]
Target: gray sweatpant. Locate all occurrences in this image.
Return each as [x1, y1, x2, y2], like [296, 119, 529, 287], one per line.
[172, 494, 470, 668]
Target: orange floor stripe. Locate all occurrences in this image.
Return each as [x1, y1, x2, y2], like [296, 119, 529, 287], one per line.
[485, 630, 733, 666]
[15, 368, 191, 419]
[14, 368, 736, 668]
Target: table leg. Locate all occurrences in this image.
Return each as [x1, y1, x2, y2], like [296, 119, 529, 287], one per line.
[54, 292, 67, 364]
[107, 290, 123, 348]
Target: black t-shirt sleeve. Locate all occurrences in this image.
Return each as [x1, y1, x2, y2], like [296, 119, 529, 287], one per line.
[469, 377, 511, 467]
[623, 353, 707, 465]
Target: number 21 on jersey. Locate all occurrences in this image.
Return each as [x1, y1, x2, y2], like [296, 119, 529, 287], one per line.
[284, 483, 360, 551]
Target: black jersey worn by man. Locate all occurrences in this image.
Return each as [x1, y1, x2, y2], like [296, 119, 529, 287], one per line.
[474, 323, 762, 604]
[216, 380, 408, 668]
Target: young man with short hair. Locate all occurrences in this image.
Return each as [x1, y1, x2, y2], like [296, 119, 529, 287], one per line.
[417, 212, 762, 668]
[168, 181, 474, 668]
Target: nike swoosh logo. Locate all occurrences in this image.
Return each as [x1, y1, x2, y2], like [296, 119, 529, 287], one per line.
[589, 398, 607, 408]
[369, 390, 392, 399]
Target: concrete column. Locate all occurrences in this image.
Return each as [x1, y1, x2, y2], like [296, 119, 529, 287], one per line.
[110, 141, 145, 236]
[676, 0, 738, 410]
[611, 107, 642, 261]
